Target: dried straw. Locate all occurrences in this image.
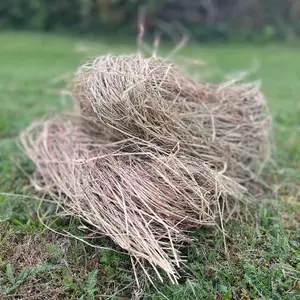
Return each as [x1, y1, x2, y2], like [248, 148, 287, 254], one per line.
[21, 54, 270, 282]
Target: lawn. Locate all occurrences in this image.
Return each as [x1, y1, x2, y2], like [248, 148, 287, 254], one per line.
[0, 31, 299, 299]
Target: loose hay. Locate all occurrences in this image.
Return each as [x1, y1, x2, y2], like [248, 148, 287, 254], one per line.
[21, 54, 271, 282]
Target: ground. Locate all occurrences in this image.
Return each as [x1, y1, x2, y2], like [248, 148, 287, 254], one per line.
[0, 32, 299, 299]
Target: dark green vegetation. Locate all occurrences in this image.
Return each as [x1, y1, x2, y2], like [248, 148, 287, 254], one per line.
[0, 32, 299, 299]
[1, 1, 300, 41]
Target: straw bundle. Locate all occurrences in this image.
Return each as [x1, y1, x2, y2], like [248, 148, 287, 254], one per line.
[21, 54, 270, 282]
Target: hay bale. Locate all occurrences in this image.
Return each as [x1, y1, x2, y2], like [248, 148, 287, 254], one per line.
[21, 54, 271, 282]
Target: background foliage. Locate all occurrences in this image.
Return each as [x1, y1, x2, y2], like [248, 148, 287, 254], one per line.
[1, 0, 300, 41]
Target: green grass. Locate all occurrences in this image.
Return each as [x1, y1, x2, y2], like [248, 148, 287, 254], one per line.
[0, 31, 299, 299]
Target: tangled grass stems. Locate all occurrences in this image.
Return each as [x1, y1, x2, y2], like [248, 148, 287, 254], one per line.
[21, 54, 271, 282]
